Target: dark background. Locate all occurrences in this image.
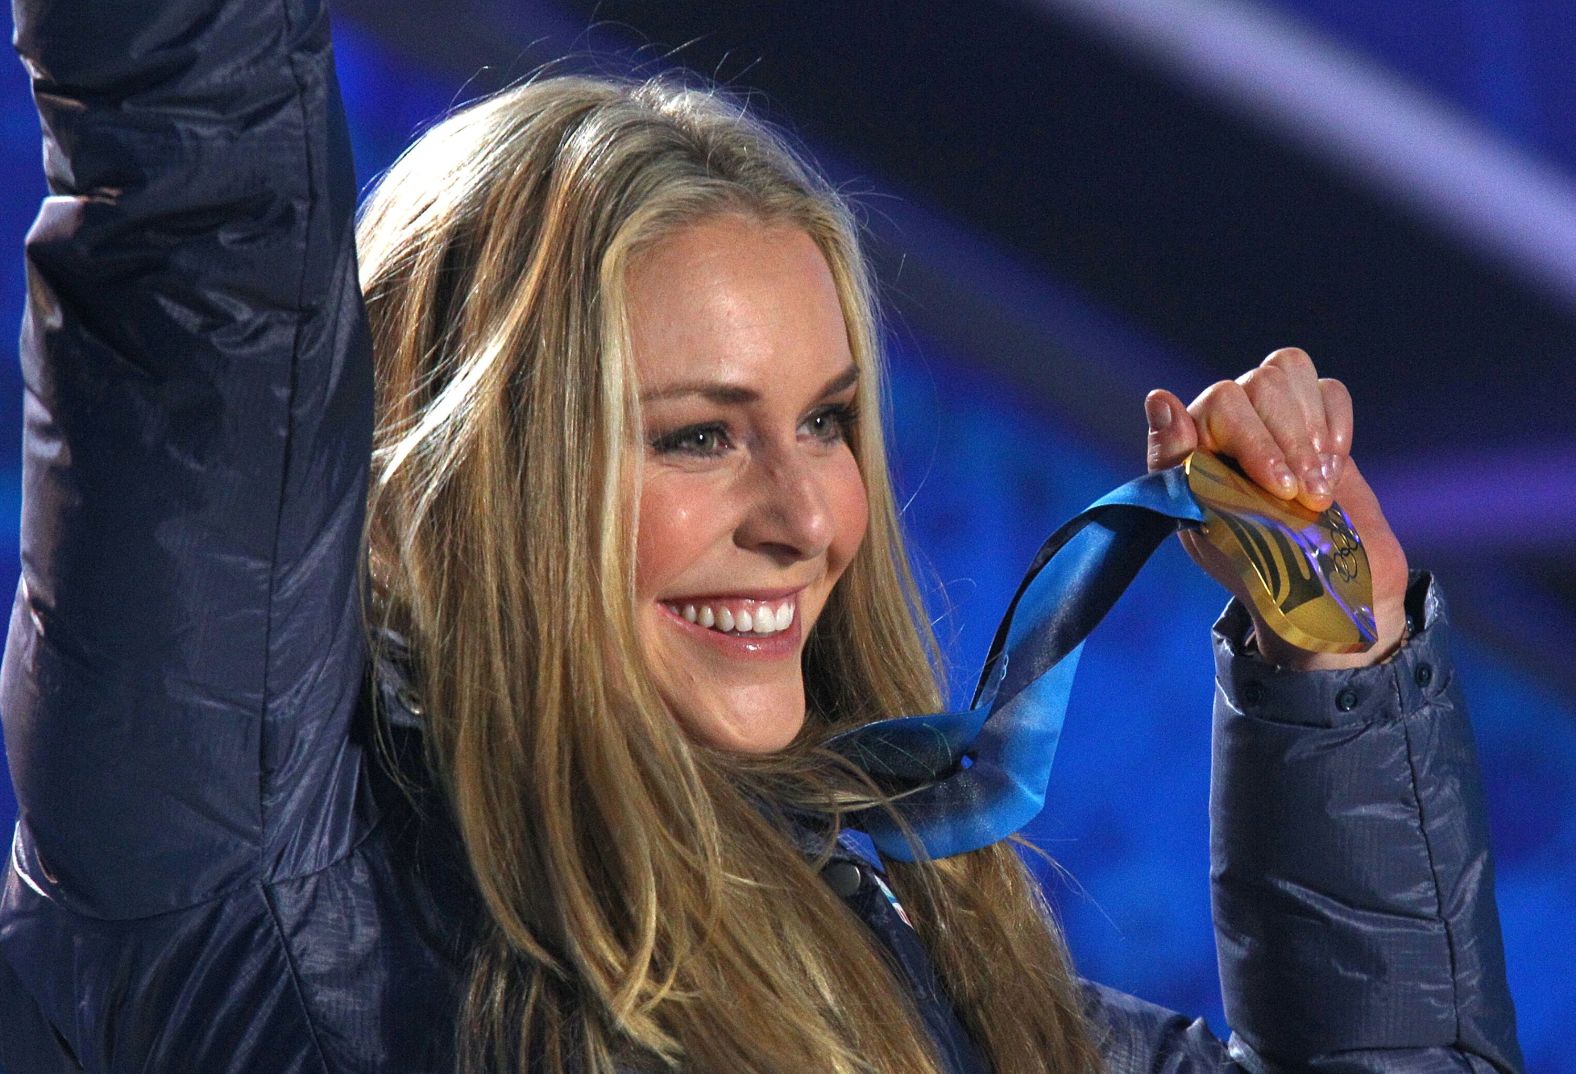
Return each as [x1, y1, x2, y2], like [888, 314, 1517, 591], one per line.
[2, 1, 1572, 1069]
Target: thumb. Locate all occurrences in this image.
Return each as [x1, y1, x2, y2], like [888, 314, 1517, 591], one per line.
[1145, 389, 1197, 472]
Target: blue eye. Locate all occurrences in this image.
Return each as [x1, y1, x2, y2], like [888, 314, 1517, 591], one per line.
[651, 423, 733, 457]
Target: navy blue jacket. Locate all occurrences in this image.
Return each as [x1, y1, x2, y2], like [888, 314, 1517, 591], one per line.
[0, 0, 1524, 1071]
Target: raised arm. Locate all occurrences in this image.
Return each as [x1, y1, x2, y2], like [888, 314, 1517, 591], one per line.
[1099, 348, 1523, 1070]
[1207, 572, 1522, 1073]
[1, 0, 372, 919]
[1074, 574, 1523, 1074]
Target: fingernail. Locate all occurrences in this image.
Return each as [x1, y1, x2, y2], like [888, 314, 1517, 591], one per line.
[1144, 396, 1172, 432]
[1301, 461, 1330, 497]
[1273, 461, 1297, 493]
[1321, 453, 1342, 486]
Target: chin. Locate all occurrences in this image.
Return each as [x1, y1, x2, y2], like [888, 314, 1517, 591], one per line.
[677, 685, 807, 754]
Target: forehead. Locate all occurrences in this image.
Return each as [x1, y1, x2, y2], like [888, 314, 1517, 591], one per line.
[625, 215, 856, 393]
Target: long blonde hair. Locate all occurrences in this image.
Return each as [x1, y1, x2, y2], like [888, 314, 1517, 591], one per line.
[357, 75, 1100, 1074]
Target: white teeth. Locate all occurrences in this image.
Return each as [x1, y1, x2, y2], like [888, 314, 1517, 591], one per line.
[671, 600, 796, 636]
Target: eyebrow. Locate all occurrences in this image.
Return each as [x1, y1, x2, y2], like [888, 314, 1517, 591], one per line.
[640, 363, 859, 405]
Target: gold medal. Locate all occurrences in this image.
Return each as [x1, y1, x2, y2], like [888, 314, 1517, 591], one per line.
[1185, 451, 1377, 653]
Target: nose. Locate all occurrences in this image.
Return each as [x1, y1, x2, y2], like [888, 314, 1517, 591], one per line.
[734, 450, 836, 563]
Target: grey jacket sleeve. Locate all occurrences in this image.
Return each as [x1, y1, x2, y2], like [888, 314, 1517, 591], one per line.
[1203, 569, 1522, 1074]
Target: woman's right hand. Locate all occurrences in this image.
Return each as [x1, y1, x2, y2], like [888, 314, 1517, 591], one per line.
[1141, 347, 1410, 670]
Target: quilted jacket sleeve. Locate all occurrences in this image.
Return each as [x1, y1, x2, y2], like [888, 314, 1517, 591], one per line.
[0, 0, 372, 920]
[1215, 570, 1522, 1071]
[1084, 572, 1523, 1074]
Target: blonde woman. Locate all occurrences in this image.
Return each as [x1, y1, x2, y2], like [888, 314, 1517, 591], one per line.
[0, 1, 1522, 1073]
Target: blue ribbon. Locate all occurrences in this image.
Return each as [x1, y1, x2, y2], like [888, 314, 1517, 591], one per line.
[829, 466, 1205, 861]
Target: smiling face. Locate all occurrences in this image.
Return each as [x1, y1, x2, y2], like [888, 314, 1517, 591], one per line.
[627, 215, 870, 754]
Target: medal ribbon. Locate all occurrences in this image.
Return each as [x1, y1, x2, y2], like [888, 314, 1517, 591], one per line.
[830, 466, 1200, 861]
[830, 455, 1374, 862]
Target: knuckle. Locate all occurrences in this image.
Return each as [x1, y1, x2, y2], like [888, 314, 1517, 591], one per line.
[1236, 365, 1286, 399]
[1318, 378, 1354, 448]
[1265, 423, 1312, 458]
[1264, 346, 1315, 376]
[1197, 379, 1246, 411]
[1318, 376, 1351, 404]
[1257, 426, 1293, 455]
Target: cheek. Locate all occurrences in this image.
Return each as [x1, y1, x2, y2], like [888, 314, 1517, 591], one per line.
[827, 453, 870, 575]
[635, 473, 730, 601]
[635, 480, 691, 601]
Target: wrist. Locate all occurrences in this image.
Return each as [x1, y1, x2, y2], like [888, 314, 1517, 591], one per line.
[1247, 601, 1408, 671]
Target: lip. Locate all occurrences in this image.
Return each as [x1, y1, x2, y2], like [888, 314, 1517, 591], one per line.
[660, 586, 805, 603]
[656, 600, 803, 660]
